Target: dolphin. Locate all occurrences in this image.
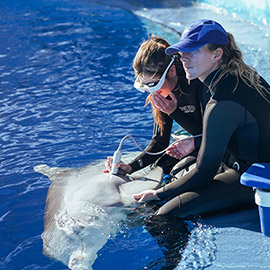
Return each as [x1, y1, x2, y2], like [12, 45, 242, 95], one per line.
[34, 162, 163, 270]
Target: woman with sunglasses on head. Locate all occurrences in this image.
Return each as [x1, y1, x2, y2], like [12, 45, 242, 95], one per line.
[133, 19, 270, 217]
[106, 35, 210, 176]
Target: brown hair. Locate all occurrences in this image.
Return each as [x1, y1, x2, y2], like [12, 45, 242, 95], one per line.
[208, 32, 270, 102]
[133, 35, 179, 134]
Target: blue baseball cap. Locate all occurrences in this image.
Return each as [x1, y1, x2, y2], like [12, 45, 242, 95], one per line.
[166, 19, 229, 54]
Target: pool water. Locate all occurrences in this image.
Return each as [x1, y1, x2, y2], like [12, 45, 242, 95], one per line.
[0, 0, 185, 269]
[2, 0, 270, 269]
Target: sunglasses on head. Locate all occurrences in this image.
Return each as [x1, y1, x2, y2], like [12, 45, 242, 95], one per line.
[134, 55, 176, 93]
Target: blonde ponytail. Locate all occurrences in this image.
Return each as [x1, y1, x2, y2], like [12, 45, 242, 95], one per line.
[209, 32, 270, 103]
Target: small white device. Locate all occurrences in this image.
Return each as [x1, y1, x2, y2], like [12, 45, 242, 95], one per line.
[111, 147, 122, 175]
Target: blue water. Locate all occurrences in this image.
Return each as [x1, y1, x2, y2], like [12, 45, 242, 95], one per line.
[0, 0, 184, 269]
[2, 0, 270, 269]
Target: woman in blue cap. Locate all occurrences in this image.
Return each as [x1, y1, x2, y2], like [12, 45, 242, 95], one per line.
[133, 19, 270, 217]
[106, 35, 209, 176]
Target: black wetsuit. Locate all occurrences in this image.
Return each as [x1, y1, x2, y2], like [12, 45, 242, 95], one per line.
[129, 63, 209, 173]
[155, 70, 270, 217]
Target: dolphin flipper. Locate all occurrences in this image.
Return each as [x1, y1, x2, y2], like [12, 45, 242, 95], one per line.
[34, 164, 75, 181]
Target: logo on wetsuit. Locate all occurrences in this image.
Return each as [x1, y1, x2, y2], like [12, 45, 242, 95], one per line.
[179, 105, 196, 113]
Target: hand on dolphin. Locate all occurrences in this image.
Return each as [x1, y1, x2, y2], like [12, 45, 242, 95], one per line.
[132, 190, 160, 203]
[104, 156, 132, 175]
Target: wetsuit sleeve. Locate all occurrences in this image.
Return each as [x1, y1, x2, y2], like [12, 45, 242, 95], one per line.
[156, 100, 246, 200]
[169, 108, 202, 135]
[169, 79, 206, 148]
[169, 107, 203, 151]
[128, 112, 173, 173]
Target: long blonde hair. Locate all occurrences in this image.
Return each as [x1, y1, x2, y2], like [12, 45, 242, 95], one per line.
[133, 35, 175, 134]
[209, 32, 270, 102]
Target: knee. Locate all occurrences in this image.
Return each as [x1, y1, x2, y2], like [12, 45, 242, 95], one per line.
[155, 196, 182, 216]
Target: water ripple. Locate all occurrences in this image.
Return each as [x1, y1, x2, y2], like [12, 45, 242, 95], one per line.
[0, 0, 180, 269]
